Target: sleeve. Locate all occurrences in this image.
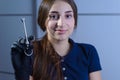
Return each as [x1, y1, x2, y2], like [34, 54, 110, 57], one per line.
[88, 45, 102, 73]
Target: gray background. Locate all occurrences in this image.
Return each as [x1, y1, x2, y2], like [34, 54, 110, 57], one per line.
[0, 0, 120, 80]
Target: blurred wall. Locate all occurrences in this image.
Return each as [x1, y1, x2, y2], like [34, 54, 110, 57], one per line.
[0, 0, 36, 79]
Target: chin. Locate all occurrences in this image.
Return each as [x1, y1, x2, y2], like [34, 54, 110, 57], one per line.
[55, 36, 68, 41]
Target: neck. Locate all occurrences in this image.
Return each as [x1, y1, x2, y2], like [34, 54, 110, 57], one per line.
[49, 38, 70, 57]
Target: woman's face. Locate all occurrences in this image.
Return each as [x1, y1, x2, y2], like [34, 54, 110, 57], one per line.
[45, 0, 75, 41]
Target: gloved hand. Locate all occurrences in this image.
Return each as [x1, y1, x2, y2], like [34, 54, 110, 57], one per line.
[11, 35, 34, 80]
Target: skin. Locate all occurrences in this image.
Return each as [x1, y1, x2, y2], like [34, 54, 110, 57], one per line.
[45, 1, 75, 42]
[45, 0, 75, 56]
[30, 0, 102, 80]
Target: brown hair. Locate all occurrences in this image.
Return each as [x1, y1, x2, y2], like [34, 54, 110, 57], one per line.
[38, 0, 78, 31]
[33, 0, 78, 80]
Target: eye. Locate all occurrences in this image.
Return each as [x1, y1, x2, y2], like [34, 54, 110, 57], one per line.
[65, 14, 73, 19]
[49, 14, 59, 20]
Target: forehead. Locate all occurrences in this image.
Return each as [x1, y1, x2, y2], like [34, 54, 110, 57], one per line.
[49, 0, 73, 13]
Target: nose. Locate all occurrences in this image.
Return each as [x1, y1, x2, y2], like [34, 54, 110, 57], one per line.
[57, 17, 64, 27]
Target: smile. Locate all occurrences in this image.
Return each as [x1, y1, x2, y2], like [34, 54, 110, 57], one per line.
[55, 29, 67, 34]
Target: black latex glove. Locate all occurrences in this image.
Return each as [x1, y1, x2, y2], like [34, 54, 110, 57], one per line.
[11, 35, 34, 80]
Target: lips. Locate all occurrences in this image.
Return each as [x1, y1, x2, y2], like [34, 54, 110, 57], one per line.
[55, 29, 67, 34]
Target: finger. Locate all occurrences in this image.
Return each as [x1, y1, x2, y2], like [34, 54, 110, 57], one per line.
[11, 51, 22, 70]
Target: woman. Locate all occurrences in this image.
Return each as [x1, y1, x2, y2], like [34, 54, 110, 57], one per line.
[32, 0, 102, 80]
[12, 0, 101, 80]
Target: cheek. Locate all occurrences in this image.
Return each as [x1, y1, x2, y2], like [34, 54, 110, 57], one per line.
[46, 21, 57, 30]
[68, 19, 75, 28]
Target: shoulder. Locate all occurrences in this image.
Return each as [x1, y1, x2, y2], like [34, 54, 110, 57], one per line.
[70, 39, 95, 49]
[69, 39, 97, 55]
[75, 43, 102, 72]
[76, 43, 97, 53]
[77, 43, 95, 48]
[75, 43, 100, 60]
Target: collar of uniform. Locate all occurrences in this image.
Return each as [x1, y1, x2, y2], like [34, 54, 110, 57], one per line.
[61, 38, 80, 62]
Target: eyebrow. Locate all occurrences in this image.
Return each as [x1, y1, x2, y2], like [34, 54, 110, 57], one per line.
[49, 11, 58, 14]
[49, 10, 73, 14]
[65, 11, 73, 13]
